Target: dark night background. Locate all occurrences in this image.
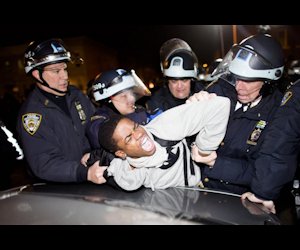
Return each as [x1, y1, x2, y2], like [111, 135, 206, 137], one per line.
[0, 24, 226, 69]
[1, 21, 295, 70]
[0, 21, 250, 68]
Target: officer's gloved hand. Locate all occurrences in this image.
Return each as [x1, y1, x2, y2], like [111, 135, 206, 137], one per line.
[146, 108, 163, 122]
[87, 148, 115, 167]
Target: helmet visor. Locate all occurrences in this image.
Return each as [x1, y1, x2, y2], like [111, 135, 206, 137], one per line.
[160, 38, 193, 62]
[212, 44, 275, 85]
[210, 49, 234, 79]
[232, 45, 273, 69]
[126, 70, 151, 100]
[93, 70, 151, 101]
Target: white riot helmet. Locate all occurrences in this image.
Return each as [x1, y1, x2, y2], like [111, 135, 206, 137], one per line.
[92, 69, 151, 101]
[212, 33, 285, 85]
[160, 38, 198, 79]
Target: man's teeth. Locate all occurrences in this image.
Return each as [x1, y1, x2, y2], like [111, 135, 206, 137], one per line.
[141, 136, 153, 151]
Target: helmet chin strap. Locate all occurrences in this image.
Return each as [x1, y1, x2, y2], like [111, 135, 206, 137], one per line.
[36, 68, 69, 94]
[237, 80, 267, 109]
[239, 94, 262, 111]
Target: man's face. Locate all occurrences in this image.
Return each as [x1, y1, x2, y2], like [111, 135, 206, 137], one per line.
[168, 78, 191, 99]
[113, 118, 156, 158]
[34, 62, 69, 96]
[235, 79, 264, 104]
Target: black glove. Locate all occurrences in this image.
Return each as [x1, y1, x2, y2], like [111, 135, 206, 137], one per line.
[87, 148, 115, 167]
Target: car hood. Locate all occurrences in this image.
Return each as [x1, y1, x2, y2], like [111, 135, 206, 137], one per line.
[0, 183, 281, 225]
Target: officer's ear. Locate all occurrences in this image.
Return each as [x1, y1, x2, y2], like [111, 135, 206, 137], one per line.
[32, 69, 38, 77]
[32, 69, 41, 81]
[115, 150, 127, 160]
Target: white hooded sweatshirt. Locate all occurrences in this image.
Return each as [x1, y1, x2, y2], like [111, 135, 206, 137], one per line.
[106, 96, 231, 191]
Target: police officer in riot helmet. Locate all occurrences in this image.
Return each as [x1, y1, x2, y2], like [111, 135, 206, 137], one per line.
[24, 39, 72, 94]
[146, 38, 204, 113]
[210, 33, 284, 100]
[86, 68, 152, 150]
[17, 38, 107, 185]
[193, 33, 286, 212]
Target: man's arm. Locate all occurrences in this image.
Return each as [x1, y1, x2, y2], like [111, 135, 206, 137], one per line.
[146, 94, 230, 154]
[106, 158, 147, 191]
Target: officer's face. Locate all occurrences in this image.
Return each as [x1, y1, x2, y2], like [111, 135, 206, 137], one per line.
[113, 118, 156, 159]
[111, 90, 136, 115]
[34, 62, 69, 96]
[235, 79, 264, 104]
[168, 79, 191, 99]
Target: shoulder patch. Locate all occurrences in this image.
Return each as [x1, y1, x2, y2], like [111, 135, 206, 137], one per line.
[280, 91, 293, 106]
[22, 113, 42, 135]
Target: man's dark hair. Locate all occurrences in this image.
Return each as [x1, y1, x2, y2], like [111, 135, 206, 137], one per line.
[98, 114, 125, 153]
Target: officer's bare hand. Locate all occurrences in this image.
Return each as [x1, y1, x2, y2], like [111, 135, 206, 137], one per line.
[186, 91, 217, 104]
[241, 192, 276, 214]
[191, 144, 216, 167]
[87, 160, 107, 184]
[241, 196, 268, 216]
[81, 152, 90, 167]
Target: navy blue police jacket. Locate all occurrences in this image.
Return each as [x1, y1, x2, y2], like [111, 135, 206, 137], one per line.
[251, 80, 300, 200]
[17, 86, 95, 183]
[203, 78, 283, 196]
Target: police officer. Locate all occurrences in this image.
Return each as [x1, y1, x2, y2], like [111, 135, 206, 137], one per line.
[193, 34, 285, 207]
[242, 78, 300, 214]
[146, 38, 204, 112]
[17, 38, 107, 184]
[86, 68, 152, 149]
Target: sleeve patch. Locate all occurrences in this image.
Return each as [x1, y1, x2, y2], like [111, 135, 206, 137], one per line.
[22, 113, 42, 135]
